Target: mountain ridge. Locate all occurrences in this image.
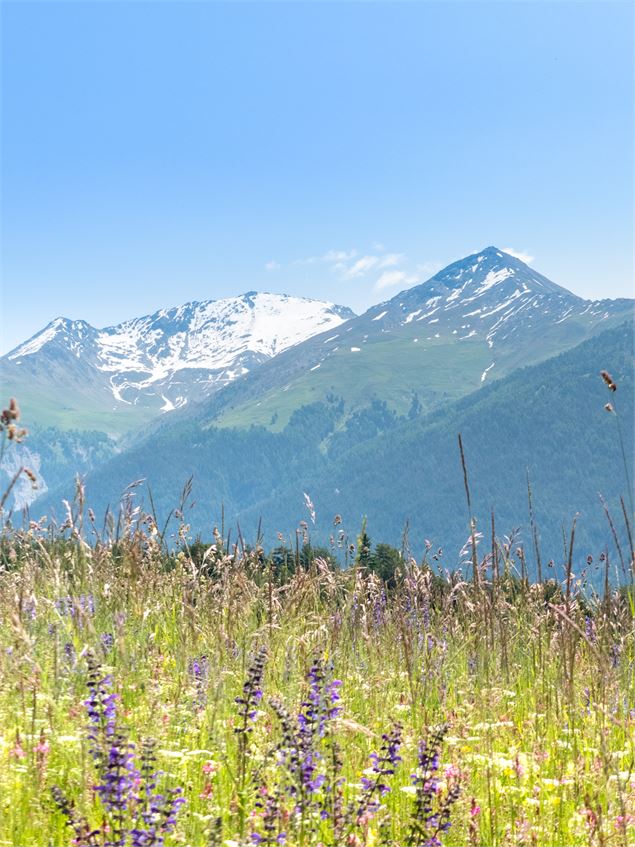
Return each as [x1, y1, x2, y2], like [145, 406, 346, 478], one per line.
[183, 247, 633, 431]
[1, 292, 356, 431]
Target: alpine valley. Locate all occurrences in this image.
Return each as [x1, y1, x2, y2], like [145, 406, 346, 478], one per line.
[3, 247, 633, 573]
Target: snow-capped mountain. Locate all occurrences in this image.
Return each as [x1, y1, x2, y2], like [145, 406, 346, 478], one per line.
[1, 293, 355, 430]
[187, 247, 633, 430]
[363, 246, 631, 380]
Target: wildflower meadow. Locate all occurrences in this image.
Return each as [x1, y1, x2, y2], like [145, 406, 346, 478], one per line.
[0, 516, 634, 846]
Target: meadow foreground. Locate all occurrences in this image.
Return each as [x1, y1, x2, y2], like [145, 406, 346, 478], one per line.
[0, 518, 633, 847]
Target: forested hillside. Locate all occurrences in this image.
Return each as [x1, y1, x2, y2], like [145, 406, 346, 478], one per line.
[29, 321, 633, 579]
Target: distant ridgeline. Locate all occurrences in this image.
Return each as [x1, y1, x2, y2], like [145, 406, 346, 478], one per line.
[2, 248, 633, 582]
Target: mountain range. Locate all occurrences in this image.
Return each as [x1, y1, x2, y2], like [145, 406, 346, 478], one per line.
[199, 246, 633, 431]
[2, 247, 633, 576]
[1, 293, 354, 432]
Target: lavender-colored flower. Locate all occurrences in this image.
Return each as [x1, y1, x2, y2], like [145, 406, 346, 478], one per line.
[268, 658, 344, 834]
[302, 660, 342, 741]
[407, 724, 459, 847]
[55, 656, 185, 847]
[357, 721, 403, 820]
[55, 594, 96, 620]
[81, 594, 96, 616]
[235, 647, 267, 734]
[84, 653, 118, 766]
[251, 784, 288, 847]
[189, 654, 210, 707]
[373, 591, 387, 629]
[55, 596, 70, 616]
[64, 641, 77, 667]
[96, 733, 140, 820]
[101, 632, 115, 655]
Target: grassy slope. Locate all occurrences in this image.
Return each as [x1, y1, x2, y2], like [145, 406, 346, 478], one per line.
[216, 333, 491, 430]
[0, 367, 157, 435]
[209, 307, 633, 432]
[243, 320, 634, 567]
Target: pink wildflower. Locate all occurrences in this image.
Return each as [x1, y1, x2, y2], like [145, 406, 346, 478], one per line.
[199, 782, 214, 800]
[615, 814, 635, 832]
[444, 763, 461, 780]
[35, 739, 50, 756]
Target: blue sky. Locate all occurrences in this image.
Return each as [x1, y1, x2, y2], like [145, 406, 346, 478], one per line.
[1, 1, 633, 353]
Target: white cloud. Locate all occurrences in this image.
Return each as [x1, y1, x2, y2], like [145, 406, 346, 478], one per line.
[293, 243, 415, 283]
[294, 249, 357, 266]
[265, 260, 281, 272]
[502, 247, 534, 264]
[344, 255, 380, 278]
[379, 253, 404, 268]
[341, 252, 405, 279]
[375, 270, 419, 291]
[322, 249, 357, 263]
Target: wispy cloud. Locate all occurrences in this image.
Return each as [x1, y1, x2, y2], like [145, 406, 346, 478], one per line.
[502, 247, 534, 264]
[379, 253, 404, 268]
[342, 252, 405, 279]
[290, 244, 418, 287]
[322, 249, 357, 263]
[375, 270, 419, 291]
[294, 249, 358, 266]
[344, 255, 380, 278]
[264, 260, 280, 271]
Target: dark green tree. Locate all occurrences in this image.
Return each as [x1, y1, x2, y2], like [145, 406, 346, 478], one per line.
[368, 543, 403, 587]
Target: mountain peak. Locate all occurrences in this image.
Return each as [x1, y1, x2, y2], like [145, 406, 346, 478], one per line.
[418, 246, 575, 301]
[361, 244, 606, 360]
[7, 317, 95, 361]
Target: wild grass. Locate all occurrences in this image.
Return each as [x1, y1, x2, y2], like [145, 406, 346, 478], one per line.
[0, 515, 633, 847]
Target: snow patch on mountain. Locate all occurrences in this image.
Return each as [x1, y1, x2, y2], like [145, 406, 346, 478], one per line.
[383, 246, 620, 352]
[4, 293, 355, 411]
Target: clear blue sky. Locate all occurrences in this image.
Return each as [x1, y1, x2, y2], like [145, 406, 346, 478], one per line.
[1, 1, 633, 353]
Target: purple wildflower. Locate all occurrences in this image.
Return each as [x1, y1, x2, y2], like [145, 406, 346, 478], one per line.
[235, 647, 267, 735]
[188, 654, 210, 707]
[101, 632, 115, 655]
[357, 721, 403, 820]
[407, 724, 459, 847]
[54, 656, 185, 847]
